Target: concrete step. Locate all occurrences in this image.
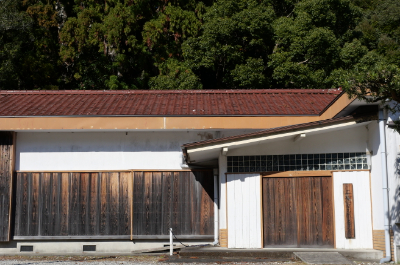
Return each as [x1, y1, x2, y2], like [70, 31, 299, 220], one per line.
[294, 252, 352, 264]
[178, 247, 383, 261]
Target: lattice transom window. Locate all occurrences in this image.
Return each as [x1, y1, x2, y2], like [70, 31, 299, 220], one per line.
[227, 153, 369, 173]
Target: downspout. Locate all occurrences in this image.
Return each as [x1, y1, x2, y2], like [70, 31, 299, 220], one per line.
[213, 169, 219, 245]
[379, 108, 391, 263]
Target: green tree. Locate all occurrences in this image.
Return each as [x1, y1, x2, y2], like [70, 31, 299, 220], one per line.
[142, 3, 204, 89]
[0, 0, 60, 89]
[1, 0, 397, 91]
[269, 0, 362, 88]
[58, 0, 153, 89]
[344, 63, 400, 104]
[182, 0, 275, 89]
[340, 0, 400, 116]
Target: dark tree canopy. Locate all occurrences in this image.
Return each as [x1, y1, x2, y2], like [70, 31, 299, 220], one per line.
[0, 0, 399, 92]
[340, 0, 400, 113]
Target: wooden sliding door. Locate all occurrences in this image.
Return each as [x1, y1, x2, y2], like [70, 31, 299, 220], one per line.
[262, 177, 334, 248]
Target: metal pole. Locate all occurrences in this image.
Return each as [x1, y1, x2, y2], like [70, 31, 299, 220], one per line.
[170, 228, 173, 256]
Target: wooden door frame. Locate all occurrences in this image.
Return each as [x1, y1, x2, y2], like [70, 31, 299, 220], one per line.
[260, 170, 335, 248]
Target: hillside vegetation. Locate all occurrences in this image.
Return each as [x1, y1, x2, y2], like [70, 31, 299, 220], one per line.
[1, 0, 399, 91]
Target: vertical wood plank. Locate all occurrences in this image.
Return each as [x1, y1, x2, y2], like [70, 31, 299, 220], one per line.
[128, 171, 133, 237]
[322, 177, 334, 246]
[109, 172, 119, 235]
[172, 172, 180, 234]
[312, 177, 323, 245]
[263, 177, 274, 247]
[343, 183, 355, 239]
[15, 172, 28, 236]
[152, 172, 162, 235]
[193, 171, 201, 236]
[189, 171, 196, 235]
[144, 172, 152, 235]
[88, 173, 99, 235]
[130, 171, 133, 240]
[60, 173, 70, 235]
[133, 172, 144, 235]
[53, 173, 61, 236]
[80, 173, 89, 235]
[161, 172, 172, 235]
[100, 172, 109, 235]
[69, 172, 80, 235]
[43, 173, 53, 236]
[201, 171, 214, 235]
[0, 132, 14, 241]
[30, 173, 40, 236]
[13, 172, 20, 236]
[119, 172, 131, 236]
[181, 171, 190, 235]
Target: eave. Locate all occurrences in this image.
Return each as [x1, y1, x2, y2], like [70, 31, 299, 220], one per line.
[0, 92, 354, 131]
[182, 114, 377, 164]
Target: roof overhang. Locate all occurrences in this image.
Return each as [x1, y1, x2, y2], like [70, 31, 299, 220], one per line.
[183, 115, 376, 164]
[334, 98, 380, 117]
[0, 92, 356, 131]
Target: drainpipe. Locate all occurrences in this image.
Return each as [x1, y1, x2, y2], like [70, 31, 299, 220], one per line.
[213, 170, 219, 245]
[379, 108, 391, 263]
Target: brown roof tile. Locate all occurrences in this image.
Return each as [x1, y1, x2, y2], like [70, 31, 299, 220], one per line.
[0, 89, 342, 116]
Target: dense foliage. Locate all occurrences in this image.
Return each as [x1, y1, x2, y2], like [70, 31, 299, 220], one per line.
[0, 0, 399, 91]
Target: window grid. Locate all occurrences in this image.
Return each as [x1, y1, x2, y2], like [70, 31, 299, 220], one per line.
[227, 153, 368, 173]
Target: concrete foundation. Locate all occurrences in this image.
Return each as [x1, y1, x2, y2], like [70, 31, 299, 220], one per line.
[0, 241, 212, 255]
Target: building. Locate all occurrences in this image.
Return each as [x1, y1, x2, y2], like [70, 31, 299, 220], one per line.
[0, 89, 398, 260]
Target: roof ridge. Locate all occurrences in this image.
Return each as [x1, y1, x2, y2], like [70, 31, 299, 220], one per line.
[0, 88, 342, 95]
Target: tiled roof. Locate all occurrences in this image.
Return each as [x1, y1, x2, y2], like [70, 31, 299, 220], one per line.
[182, 113, 377, 149]
[0, 89, 342, 116]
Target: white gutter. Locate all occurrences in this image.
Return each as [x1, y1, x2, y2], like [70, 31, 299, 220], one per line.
[379, 108, 391, 263]
[213, 170, 219, 245]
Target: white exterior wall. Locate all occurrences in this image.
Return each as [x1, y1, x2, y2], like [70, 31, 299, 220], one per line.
[15, 130, 253, 171]
[228, 124, 369, 156]
[227, 173, 262, 248]
[368, 111, 400, 261]
[368, 121, 385, 231]
[333, 171, 373, 249]
[385, 111, 400, 261]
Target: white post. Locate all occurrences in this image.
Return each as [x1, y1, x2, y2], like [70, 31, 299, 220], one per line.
[169, 228, 173, 256]
[213, 171, 219, 245]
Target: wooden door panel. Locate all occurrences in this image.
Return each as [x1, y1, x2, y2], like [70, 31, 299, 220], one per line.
[263, 178, 297, 247]
[321, 177, 334, 245]
[262, 176, 275, 245]
[297, 177, 324, 247]
[263, 177, 334, 248]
